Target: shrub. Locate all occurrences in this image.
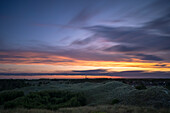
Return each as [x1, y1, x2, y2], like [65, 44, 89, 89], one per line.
[3, 90, 86, 110]
[0, 90, 24, 105]
[165, 83, 170, 90]
[111, 99, 120, 105]
[135, 84, 147, 90]
[4, 101, 18, 109]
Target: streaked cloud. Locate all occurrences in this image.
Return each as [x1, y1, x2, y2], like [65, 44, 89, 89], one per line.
[0, 70, 170, 78]
[0, 0, 170, 78]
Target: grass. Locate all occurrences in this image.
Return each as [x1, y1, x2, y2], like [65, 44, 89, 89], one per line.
[0, 105, 170, 113]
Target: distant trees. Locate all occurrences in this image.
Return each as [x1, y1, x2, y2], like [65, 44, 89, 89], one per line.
[0, 79, 31, 91]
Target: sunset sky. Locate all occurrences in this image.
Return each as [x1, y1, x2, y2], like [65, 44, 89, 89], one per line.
[0, 0, 170, 79]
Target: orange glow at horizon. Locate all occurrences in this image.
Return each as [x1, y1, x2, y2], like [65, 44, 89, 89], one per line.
[0, 51, 170, 74]
[0, 75, 123, 79]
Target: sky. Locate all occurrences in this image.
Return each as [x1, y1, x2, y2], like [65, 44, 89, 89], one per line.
[0, 0, 170, 79]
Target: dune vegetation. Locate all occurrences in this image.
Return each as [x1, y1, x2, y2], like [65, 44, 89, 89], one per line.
[1, 90, 86, 110]
[0, 80, 170, 113]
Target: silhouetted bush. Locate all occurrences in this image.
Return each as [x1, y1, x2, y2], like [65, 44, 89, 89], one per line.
[0, 90, 24, 105]
[0, 79, 31, 91]
[111, 99, 120, 105]
[135, 84, 147, 90]
[4, 101, 18, 109]
[4, 90, 86, 110]
[165, 82, 170, 90]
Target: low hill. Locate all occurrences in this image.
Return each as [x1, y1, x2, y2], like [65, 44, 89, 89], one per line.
[9, 81, 170, 108]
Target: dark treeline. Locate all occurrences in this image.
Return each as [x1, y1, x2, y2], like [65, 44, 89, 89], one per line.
[50, 78, 170, 88]
[0, 79, 170, 91]
[0, 79, 31, 91]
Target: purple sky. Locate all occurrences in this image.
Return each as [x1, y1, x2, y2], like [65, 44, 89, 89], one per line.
[0, 0, 170, 78]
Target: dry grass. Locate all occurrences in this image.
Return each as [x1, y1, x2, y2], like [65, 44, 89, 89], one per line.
[0, 105, 170, 113]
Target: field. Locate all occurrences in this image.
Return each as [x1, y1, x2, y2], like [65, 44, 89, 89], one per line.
[0, 79, 170, 113]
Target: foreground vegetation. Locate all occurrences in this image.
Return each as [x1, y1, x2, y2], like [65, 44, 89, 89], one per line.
[0, 79, 170, 113]
[0, 90, 24, 105]
[0, 90, 86, 110]
[1, 105, 170, 113]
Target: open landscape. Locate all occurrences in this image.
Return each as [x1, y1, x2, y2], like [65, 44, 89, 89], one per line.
[0, 0, 170, 112]
[0, 79, 170, 113]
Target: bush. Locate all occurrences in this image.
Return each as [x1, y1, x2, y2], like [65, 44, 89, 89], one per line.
[135, 84, 147, 90]
[165, 83, 170, 90]
[0, 79, 31, 91]
[111, 99, 120, 105]
[3, 90, 86, 110]
[4, 101, 17, 109]
[0, 90, 24, 105]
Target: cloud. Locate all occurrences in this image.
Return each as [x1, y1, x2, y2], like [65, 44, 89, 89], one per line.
[0, 70, 170, 78]
[134, 53, 163, 61]
[71, 37, 96, 45]
[67, 7, 101, 26]
[72, 69, 107, 73]
[85, 25, 170, 52]
[84, 8, 170, 52]
[1, 11, 170, 63]
[105, 45, 144, 52]
[0, 51, 75, 65]
[0, 54, 27, 58]
[110, 71, 170, 78]
[34, 23, 81, 29]
[81, 13, 170, 62]
[69, 8, 92, 25]
[144, 13, 170, 36]
[154, 64, 167, 67]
